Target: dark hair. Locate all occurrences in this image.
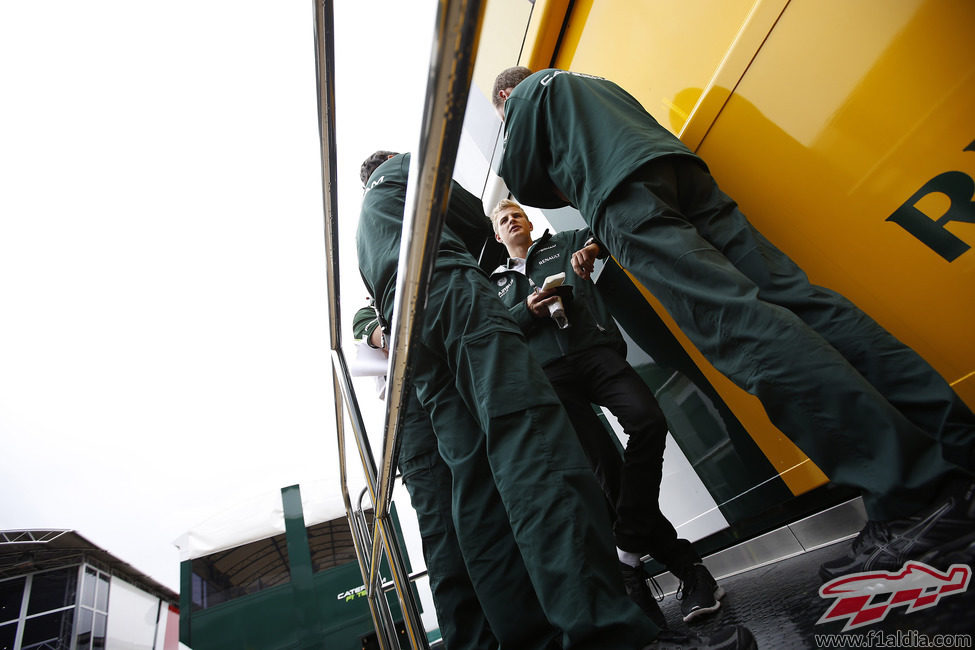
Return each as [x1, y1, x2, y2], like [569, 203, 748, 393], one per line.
[360, 150, 399, 187]
[492, 66, 533, 108]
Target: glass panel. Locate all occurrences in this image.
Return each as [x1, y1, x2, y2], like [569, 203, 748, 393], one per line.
[27, 568, 77, 615]
[191, 573, 205, 610]
[0, 577, 25, 624]
[81, 568, 97, 608]
[190, 532, 291, 610]
[75, 607, 93, 650]
[0, 622, 18, 650]
[92, 613, 106, 650]
[20, 609, 73, 649]
[308, 516, 361, 574]
[94, 575, 109, 612]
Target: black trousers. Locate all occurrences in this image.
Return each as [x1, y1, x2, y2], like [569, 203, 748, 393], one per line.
[545, 345, 699, 571]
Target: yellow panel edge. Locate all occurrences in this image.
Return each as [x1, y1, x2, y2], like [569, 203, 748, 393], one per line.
[520, 0, 571, 70]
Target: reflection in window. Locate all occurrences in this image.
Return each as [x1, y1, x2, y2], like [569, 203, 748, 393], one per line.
[20, 609, 74, 650]
[75, 607, 92, 648]
[0, 564, 120, 650]
[1, 621, 18, 649]
[92, 613, 107, 650]
[307, 514, 366, 574]
[76, 568, 109, 650]
[81, 568, 96, 608]
[27, 568, 77, 616]
[0, 577, 25, 624]
[94, 574, 109, 614]
[0, 568, 78, 650]
[190, 532, 291, 611]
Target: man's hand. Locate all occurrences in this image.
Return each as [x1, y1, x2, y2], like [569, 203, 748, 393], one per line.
[571, 243, 600, 280]
[526, 288, 559, 318]
[368, 326, 388, 354]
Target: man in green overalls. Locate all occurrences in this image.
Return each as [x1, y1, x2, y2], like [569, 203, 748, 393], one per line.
[356, 151, 755, 649]
[488, 199, 722, 625]
[352, 301, 496, 649]
[492, 67, 975, 581]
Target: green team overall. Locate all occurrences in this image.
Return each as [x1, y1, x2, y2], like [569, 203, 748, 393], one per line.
[487, 228, 629, 503]
[356, 153, 661, 649]
[493, 67, 975, 579]
[352, 304, 497, 649]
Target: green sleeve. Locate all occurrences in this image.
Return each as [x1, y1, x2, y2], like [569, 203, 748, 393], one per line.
[501, 96, 570, 210]
[508, 298, 537, 334]
[566, 227, 608, 260]
[352, 305, 381, 342]
[445, 182, 494, 259]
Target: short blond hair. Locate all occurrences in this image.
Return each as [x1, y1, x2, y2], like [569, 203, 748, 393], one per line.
[490, 199, 526, 232]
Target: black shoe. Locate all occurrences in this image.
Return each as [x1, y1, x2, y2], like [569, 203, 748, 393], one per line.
[819, 479, 975, 582]
[619, 561, 668, 630]
[644, 625, 756, 650]
[675, 563, 724, 623]
[941, 535, 975, 567]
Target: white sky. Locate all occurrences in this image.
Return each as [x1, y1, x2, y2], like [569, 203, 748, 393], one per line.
[0, 1, 438, 593]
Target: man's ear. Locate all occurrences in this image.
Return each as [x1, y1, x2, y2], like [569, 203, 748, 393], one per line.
[495, 231, 503, 243]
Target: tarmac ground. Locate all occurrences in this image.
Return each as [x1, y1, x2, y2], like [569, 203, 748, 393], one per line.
[656, 540, 975, 648]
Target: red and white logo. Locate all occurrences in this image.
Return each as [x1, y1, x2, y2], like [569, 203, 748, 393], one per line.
[817, 561, 971, 631]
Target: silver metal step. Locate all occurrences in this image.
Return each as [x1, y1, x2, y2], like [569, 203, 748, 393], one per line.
[651, 497, 866, 594]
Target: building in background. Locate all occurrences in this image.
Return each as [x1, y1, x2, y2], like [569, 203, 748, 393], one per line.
[0, 529, 180, 650]
[175, 484, 422, 650]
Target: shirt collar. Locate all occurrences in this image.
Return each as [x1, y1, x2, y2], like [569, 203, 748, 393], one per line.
[505, 257, 527, 275]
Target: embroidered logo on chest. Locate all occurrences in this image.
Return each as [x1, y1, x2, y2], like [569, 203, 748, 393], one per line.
[497, 278, 514, 298]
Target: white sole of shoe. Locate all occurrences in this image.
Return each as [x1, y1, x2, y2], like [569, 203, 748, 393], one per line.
[682, 586, 726, 623]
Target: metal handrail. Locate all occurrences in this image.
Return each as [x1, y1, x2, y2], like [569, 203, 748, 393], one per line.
[366, 0, 486, 601]
[356, 488, 431, 591]
[314, 1, 408, 645]
[314, 0, 485, 647]
[331, 349, 402, 643]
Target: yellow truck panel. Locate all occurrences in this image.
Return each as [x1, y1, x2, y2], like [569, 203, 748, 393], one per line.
[510, 0, 975, 495]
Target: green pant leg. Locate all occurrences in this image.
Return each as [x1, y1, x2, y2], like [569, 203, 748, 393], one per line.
[418, 268, 655, 650]
[413, 366, 561, 650]
[597, 164, 957, 520]
[664, 157, 975, 473]
[399, 392, 497, 650]
[730, 223, 975, 472]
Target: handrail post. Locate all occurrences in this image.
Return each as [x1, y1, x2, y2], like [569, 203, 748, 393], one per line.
[314, 0, 407, 645]
[316, 0, 486, 647]
[365, 0, 487, 607]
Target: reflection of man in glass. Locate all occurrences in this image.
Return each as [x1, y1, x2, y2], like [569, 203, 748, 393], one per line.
[356, 150, 755, 649]
[353, 298, 497, 649]
[493, 66, 975, 581]
[489, 199, 721, 625]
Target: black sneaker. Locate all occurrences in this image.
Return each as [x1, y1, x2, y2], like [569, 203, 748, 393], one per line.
[940, 535, 975, 567]
[675, 563, 724, 623]
[644, 625, 756, 650]
[619, 561, 668, 630]
[819, 479, 975, 582]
